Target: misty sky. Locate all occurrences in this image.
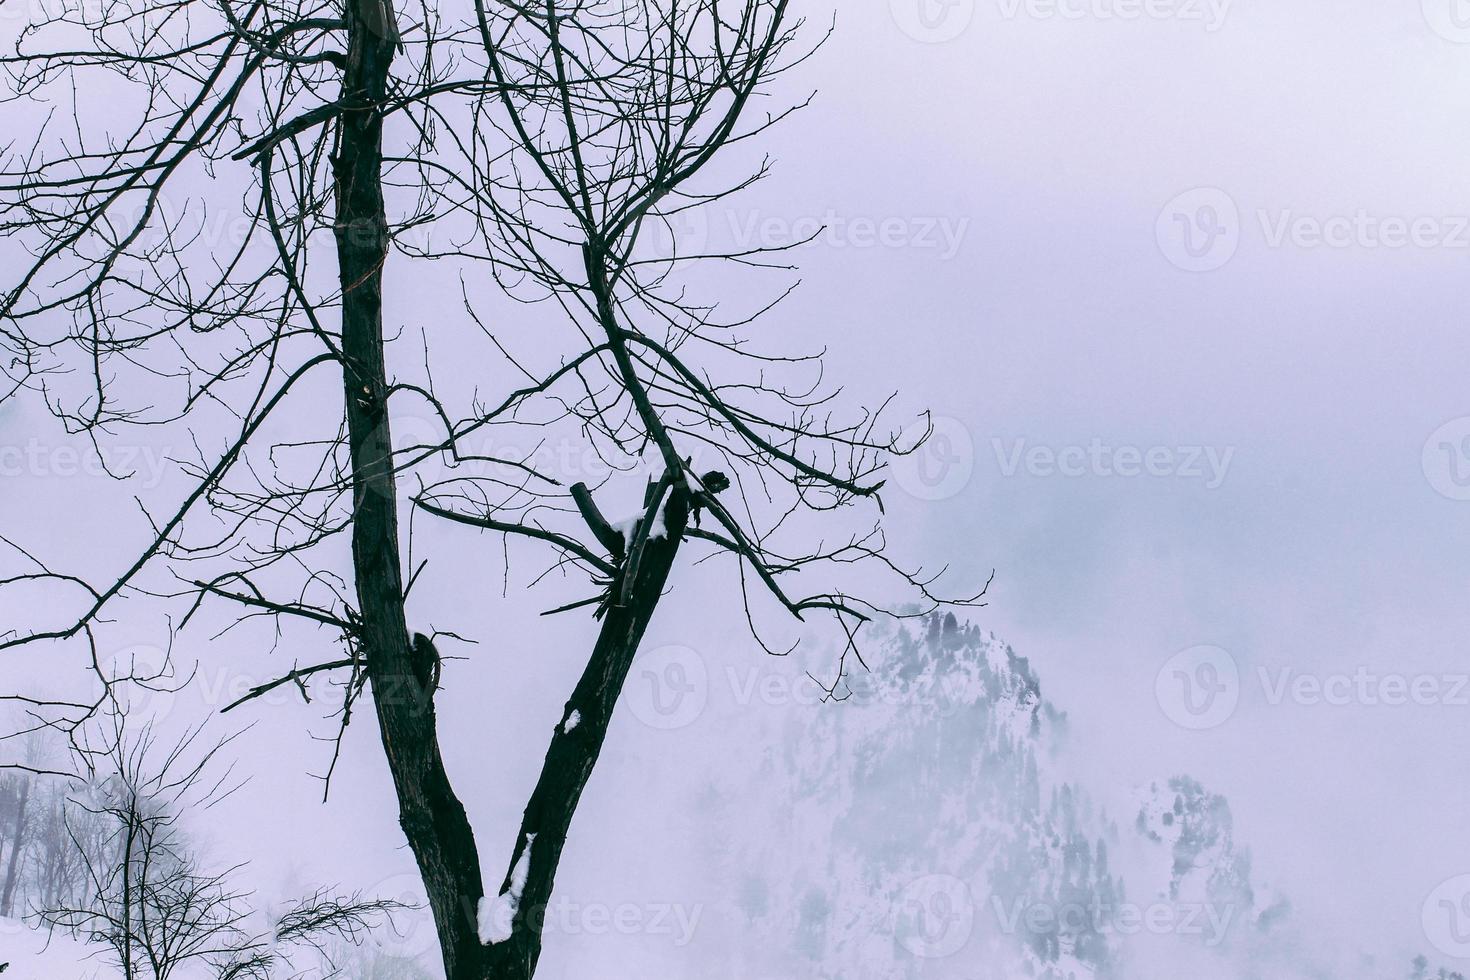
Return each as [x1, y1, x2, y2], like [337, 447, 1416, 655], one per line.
[5, 0, 1470, 975]
[795, 0, 1470, 962]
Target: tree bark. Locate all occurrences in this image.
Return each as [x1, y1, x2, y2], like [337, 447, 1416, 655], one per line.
[333, 5, 487, 979]
[481, 489, 690, 980]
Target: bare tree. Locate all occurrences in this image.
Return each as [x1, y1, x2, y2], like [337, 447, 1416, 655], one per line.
[0, 1, 986, 979]
[0, 770, 30, 918]
[35, 712, 399, 980]
[0, 774, 107, 919]
[0, 730, 72, 918]
[216, 888, 411, 980]
[27, 775, 108, 914]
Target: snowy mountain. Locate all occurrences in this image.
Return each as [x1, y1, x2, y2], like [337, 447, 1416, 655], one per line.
[697, 613, 1123, 979]
[697, 612, 1448, 980]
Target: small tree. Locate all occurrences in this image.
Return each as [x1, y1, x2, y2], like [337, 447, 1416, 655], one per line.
[0, 729, 85, 918]
[37, 712, 399, 980]
[0, 769, 30, 918]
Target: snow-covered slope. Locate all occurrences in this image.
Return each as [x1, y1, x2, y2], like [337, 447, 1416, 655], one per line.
[0, 917, 115, 980]
[700, 614, 1119, 979]
[698, 613, 1454, 980]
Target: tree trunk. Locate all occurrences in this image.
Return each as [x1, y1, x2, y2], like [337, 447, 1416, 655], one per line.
[332, 6, 488, 979]
[119, 815, 136, 980]
[481, 489, 690, 980]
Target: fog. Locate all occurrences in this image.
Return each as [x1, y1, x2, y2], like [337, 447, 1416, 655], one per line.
[4, 0, 1470, 977]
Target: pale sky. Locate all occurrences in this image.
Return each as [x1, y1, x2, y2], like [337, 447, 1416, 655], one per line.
[5, 0, 1470, 975]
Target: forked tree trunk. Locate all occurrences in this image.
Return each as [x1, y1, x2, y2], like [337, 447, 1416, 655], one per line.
[332, 8, 693, 978]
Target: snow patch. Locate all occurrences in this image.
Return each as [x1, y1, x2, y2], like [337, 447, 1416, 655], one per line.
[477, 833, 537, 945]
[613, 501, 669, 547]
[613, 515, 642, 548]
[562, 709, 581, 733]
[646, 504, 668, 540]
